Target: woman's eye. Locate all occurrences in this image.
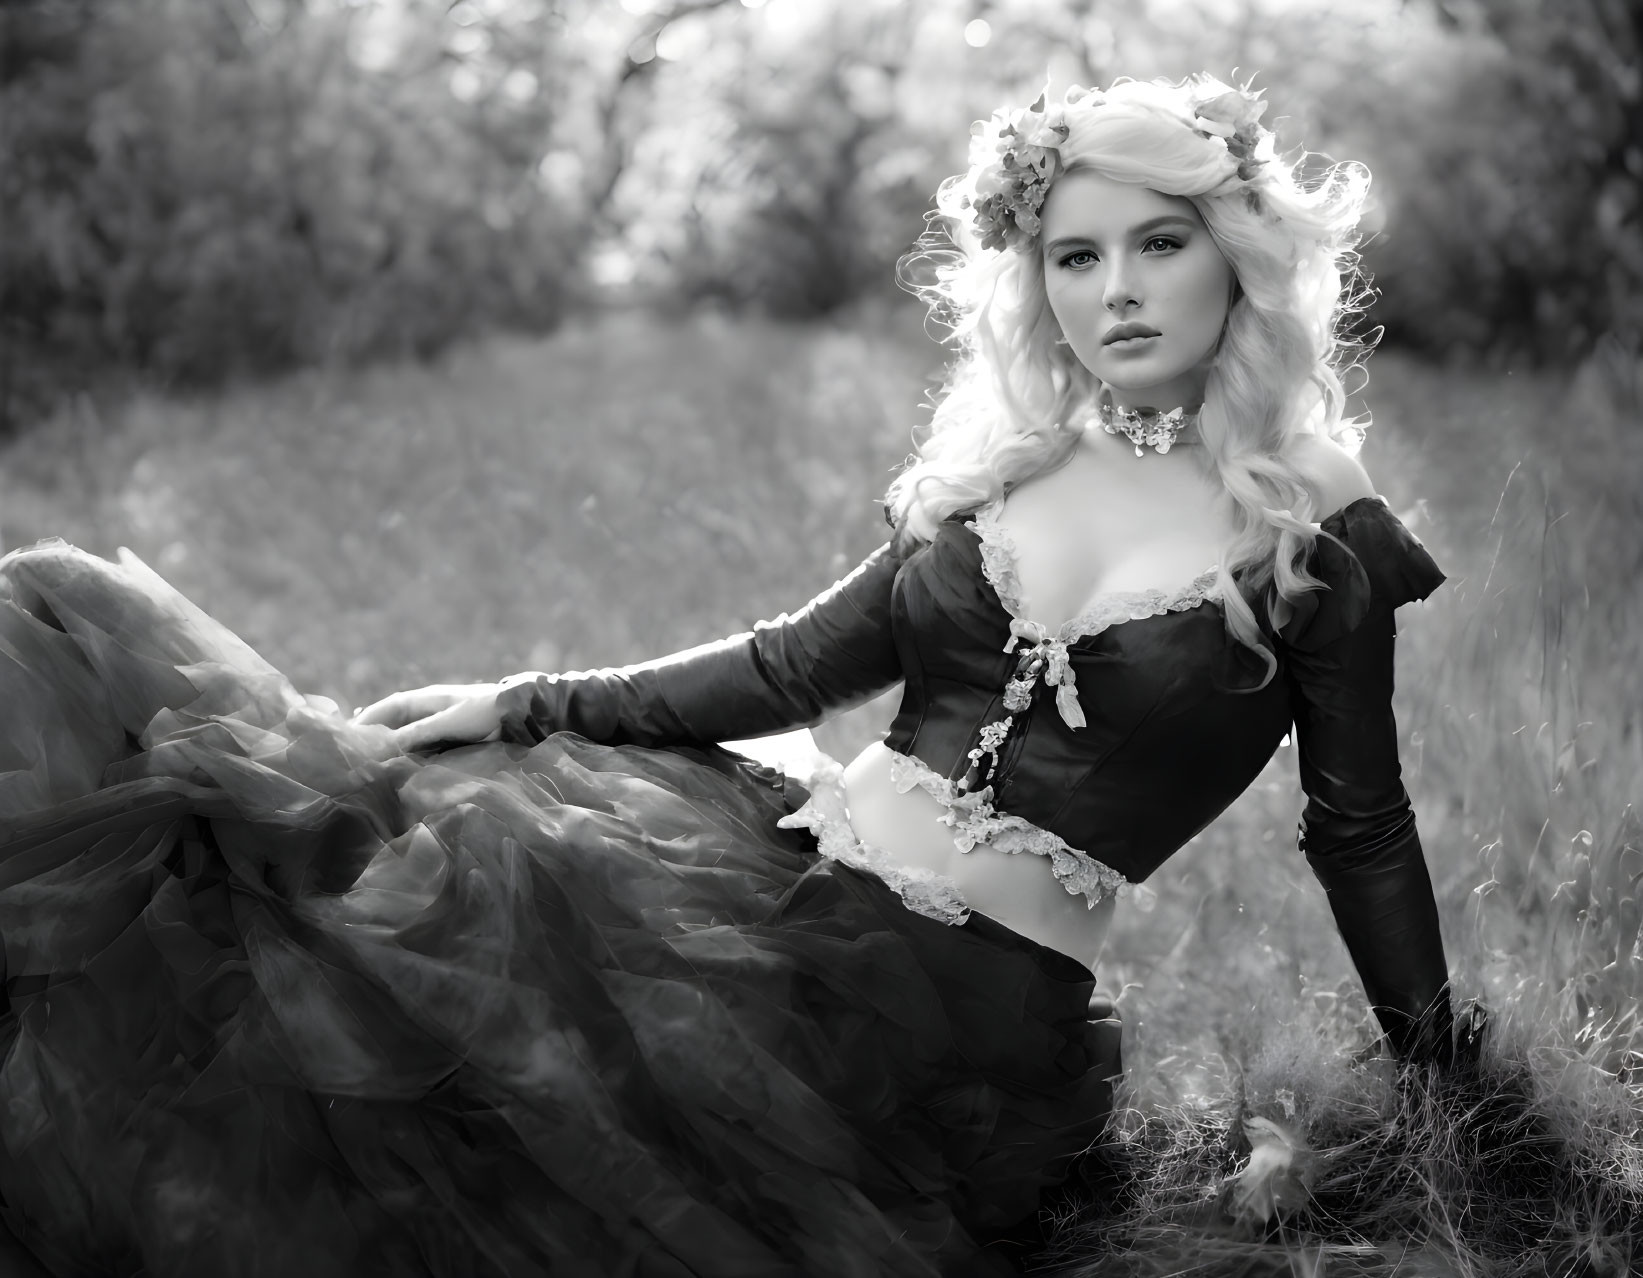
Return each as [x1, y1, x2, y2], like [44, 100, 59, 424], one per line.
[1058, 249, 1098, 269]
[1143, 236, 1182, 253]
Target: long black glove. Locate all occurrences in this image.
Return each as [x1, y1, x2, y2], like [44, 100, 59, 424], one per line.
[1282, 500, 1455, 1069]
[497, 541, 905, 749]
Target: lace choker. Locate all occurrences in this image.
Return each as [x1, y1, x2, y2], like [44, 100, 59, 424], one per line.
[1096, 402, 1200, 457]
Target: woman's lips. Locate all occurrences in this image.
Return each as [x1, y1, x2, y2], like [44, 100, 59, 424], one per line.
[1102, 323, 1162, 346]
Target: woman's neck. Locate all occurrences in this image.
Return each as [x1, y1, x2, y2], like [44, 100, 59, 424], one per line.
[1102, 370, 1208, 417]
[1104, 395, 1203, 417]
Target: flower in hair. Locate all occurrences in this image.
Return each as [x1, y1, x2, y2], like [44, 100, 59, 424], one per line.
[1188, 82, 1272, 182]
[964, 90, 1077, 253]
[960, 77, 1275, 253]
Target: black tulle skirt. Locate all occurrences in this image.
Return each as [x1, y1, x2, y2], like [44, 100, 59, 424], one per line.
[0, 542, 1122, 1278]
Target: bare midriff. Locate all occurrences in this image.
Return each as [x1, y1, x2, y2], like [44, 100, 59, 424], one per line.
[841, 740, 1115, 969]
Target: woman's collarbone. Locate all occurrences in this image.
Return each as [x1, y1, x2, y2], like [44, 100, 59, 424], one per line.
[998, 463, 1230, 622]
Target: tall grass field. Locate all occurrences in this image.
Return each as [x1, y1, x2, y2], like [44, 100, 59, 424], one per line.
[2, 310, 1638, 1274]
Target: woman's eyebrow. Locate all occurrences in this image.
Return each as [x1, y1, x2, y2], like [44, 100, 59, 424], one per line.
[1042, 215, 1198, 257]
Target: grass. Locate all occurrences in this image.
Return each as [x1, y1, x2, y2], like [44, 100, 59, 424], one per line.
[2, 310, 1638, 1273]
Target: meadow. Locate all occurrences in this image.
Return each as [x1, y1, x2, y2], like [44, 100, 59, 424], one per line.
[2, 310, 1638, 1273]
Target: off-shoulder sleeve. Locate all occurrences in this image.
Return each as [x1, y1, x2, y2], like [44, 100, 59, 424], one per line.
[1279, 496, 1455, 1066]
[496, 541, 906, 749]
[1276, 496, 1446, 651]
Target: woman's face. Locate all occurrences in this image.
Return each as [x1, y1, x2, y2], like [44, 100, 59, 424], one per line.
[1039, 171, 1235, 413]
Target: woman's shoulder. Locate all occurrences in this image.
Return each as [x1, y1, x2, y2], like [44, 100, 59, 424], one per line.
[1272, 436, 1445, 650]
[1287, 431, 1376, 523]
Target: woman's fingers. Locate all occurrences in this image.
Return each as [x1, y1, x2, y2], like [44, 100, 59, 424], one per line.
[352, 690, 432, 729]
[390, 689, 503, 752]
[390, 703, 457, 752]
[353, 684, 486, 729]
[350, 683, 504, 747]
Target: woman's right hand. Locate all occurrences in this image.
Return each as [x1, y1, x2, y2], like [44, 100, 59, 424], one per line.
[351, 682, 506, 752]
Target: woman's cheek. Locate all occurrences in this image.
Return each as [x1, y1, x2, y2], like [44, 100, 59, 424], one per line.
[1054, 282, 1100, 342]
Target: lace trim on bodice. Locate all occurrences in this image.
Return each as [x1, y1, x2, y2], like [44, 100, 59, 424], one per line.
[886, 750, 1155, 912]
[776, 753, 971, 926]
[965, 499, 1222, 734]
[967, 498, 1222, 638]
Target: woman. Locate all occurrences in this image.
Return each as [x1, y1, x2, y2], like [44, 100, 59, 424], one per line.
[0, 75, 1457, 1276]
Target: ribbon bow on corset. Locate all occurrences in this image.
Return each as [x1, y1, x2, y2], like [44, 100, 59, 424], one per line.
[1004, 619, 1087, 730]
[959, 619, 1091, 795]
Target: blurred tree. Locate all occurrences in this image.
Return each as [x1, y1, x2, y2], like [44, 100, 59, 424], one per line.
[0, 0, 584, 428]
[597, 0, 1422, 322]
[597, 0, 1093, 318]
[1361, 0, 1643, 359]
[4, 0, 1630, 431]
[593, 0, 1639, 364]
[584, 1, 917, 317]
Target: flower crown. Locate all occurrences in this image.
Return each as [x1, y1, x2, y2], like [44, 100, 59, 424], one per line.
[961, 76, 1274, 254]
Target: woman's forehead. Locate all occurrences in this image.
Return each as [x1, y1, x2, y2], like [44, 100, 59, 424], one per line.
[1040, 171, 1205, 239]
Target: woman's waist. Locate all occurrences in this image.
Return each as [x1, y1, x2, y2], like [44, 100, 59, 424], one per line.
[837, 742, 1131, 966]
[840, 742, 972, 883]
[846, 743, 1144, 906]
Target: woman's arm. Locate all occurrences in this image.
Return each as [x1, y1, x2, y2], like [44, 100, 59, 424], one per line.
[495, 540, 906, 749]
[1284, 449, 1455, 1067]
[1286, 597, 1455, 1067]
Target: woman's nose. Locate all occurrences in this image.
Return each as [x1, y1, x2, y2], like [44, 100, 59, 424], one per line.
[1103, 260, 1140, 312]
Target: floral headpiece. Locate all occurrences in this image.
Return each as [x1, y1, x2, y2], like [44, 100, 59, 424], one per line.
[961, 76, 1275, 254]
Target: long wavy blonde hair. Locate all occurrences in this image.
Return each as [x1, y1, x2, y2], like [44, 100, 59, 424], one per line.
[886, 75, 1375, 684]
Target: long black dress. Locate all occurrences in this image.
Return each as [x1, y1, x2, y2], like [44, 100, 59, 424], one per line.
[0, 496, 1452, 1277]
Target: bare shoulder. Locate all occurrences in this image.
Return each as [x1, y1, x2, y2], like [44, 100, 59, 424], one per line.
[1289, 432, 1376, 522]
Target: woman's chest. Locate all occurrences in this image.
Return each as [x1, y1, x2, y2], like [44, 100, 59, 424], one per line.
[984, 454, 1232, 634]
[890, 512, 1252, 707]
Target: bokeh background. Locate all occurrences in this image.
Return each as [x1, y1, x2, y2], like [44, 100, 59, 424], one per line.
[2, 0, 1641, 1226]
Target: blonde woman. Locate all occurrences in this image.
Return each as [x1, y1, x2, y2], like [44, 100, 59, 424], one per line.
[0, 74, 1458, 1277]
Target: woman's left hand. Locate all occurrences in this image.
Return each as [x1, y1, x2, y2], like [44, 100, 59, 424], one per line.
[352, 682, 505, 752]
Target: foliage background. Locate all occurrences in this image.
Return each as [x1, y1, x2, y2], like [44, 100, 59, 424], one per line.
[3, 0, 1641, 426]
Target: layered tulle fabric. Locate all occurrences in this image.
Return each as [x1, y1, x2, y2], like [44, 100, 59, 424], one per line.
[0, 542, 1121, 1278]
